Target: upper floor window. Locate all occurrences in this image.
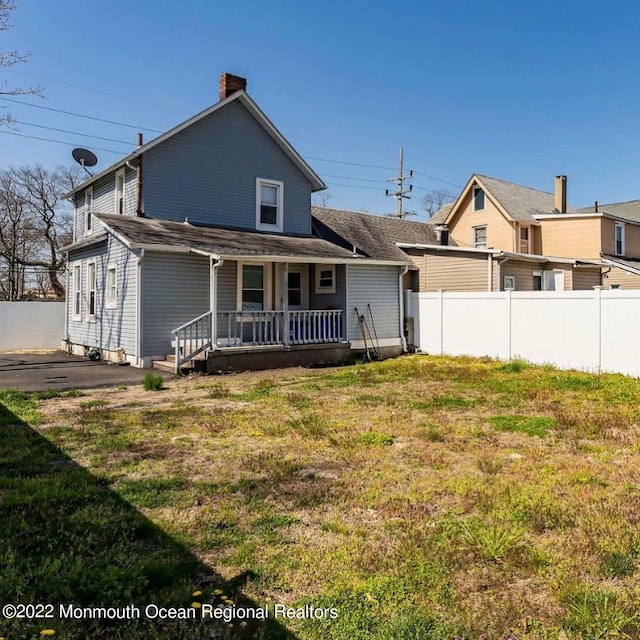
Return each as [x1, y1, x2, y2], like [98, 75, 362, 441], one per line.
[256, 178, 283, 232]
[473, 186, 485, 211]
[473, 225, 487, 249]
[85, 187, 94, 234]
[115, 169, 125, 215]
[520, 226, 529, 253]
[615, 222, 625, 256]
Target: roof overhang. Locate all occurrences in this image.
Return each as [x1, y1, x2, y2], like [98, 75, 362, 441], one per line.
[602, 257, 640, 275]
[63, 90, 326, 199]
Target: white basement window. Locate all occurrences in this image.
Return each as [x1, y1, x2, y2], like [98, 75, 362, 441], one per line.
[315, 265, 336, 294]
[255, 178, 284, 232]
[87, 260, 97, 319]
[106, 264, 117, 309]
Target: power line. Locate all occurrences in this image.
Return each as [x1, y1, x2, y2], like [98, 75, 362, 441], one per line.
[15, 121, 133, 146]
[413, 170, 462, 189]
[308, 156, 396, 171]
[385, 147, 413, 218]
[0, 97, 163, 133]
[325, 182, 383, 191]
[0, 130, 124, 154]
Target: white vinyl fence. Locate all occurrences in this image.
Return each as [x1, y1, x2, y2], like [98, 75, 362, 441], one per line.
[408, 288, 640, 377]
[0, 302, 65, 351]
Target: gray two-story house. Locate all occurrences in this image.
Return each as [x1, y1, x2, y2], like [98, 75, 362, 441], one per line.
[62, 73, 409, 372]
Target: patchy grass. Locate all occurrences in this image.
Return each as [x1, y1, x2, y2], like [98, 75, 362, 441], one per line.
[143, 372, 165, 391]
[6, 355, 640, 638]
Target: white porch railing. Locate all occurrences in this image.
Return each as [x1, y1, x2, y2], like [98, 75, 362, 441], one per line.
[171, 310, 212, 372]
[217, 309, 344, 348]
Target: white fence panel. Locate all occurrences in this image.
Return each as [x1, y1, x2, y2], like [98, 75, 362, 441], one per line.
[0, 302, 64, 351]
[510, 292, 599, 371]
[408, 289, 640, 377]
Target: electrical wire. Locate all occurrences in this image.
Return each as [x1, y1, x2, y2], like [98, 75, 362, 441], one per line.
[0, 130, 125, 154]
[15, 121, 132, 146]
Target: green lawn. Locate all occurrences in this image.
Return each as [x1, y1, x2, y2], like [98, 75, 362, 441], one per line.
[3, 355, 640, 639]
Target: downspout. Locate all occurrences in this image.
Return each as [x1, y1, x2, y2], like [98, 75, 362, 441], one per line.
[210, 257, 223, 351]
[399, 264, 410, 352]
[497, 254, 510, 291]
[511, 221, 517, 252]
[63, 259, 70, 351]
[136, 249, 145, 367]
[487, 253, 493, 291]
[601, 266, 611, 288]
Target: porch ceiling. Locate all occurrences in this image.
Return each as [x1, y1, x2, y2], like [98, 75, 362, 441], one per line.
[95, 213, 410, 264]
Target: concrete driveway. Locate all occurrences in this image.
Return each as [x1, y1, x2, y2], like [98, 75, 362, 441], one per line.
[0, 352, 164, 392]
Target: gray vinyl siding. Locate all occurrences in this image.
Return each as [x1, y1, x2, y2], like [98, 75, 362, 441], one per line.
[346, 264, 401, 342]
[74, 167, 137, 242]
[143, 100, 312, 235]
[142, 252, 209, 356]
[216, 260, 237, 311]
[66, 236, 138, 358]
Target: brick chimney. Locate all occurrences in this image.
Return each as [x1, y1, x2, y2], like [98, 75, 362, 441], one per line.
[219, 73, 247, 101]
[554, 175, 567, 213]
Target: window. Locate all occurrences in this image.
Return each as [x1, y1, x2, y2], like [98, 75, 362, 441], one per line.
[503, 276, 516, 290]
[72, 264, 82, 320]
[615, 222, 625, 256]
[315, 265, 336, 294]
[532, 270, 542, 291]
[610, 284, 621, 290]
[255, 178, 284, 232]
[288, 271, 302, 307]
[520, 226, 529, 253]
[87, 261, 97, 319]
[115, 170, 125, 215]
[85, 187, 93, 235]
[242, 264, 265, 311]
[106, 265, 117, 308]
[473, 186, 485, 211]
[473, 226, 487, 249]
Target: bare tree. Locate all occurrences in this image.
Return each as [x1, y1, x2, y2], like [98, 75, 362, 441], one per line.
[0, 166, 81, 298]
[422, 190, 455, 219]
[313, 191, 331, 208]
[0, 1, 42, 125]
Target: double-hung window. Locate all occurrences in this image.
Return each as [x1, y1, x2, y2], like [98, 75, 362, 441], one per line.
[256, 179, 284, 232]
[473, 225, 487, 249]
[315, 265, 336, 294]
[241, 264, 265, 311]
[85, 187, 93, 235]
[615, 222, 625, 256]
[72, 264, 82, 320]
[106, 265, 117, 309]
[87, 261, 97, 319]
[115, 170, 125, 215]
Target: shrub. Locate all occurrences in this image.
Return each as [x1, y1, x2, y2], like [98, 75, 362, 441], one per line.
[143, 373, 164, 391]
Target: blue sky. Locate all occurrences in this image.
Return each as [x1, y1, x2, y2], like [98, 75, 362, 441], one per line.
[1, 0, 639, 217]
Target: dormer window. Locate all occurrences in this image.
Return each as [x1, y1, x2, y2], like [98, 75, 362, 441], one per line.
[473, 186, 485, 211]
[115, 169, 125, 215]
[85, 187, 93, 235]
[256, 178, 283, 232]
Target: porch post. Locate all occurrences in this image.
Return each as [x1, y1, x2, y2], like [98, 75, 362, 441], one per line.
[210, 257, 222, 349]
[283, 262, 289, 346]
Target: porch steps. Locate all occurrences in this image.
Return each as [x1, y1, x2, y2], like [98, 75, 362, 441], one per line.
[152, 353, 207, 374]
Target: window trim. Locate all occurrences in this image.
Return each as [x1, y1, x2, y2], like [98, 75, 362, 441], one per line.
[85, 186, 94, 235]
[315, 264, 336, 294]
[72, 263, 82, 321]
[106, 264, 118, 309]
[115, 169, 125, 215]
[615, 221, 625, 256]
[520, 226, 529, 253]
[503, 275, 516, 290]
[472, 186, 485, 212]
[532, 270, 542, 291]
[86, 259, 97, 321]
[255, 178, 284, 233]
[473, 225, 487, 249]
[236, 261, 273, 311]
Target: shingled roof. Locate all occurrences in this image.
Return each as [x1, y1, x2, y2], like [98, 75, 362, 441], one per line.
[577, 200, 640, 224]
[473, 174, 576, 222]
[312, 206, 447, 262]
[89, 214, 361, 261]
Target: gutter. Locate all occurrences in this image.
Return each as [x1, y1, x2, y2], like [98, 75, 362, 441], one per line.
[399, 265, 409, 352]
[496, 255, 510, 290]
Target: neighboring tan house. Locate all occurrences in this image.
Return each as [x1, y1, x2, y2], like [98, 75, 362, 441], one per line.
[311, 206, 601, 294]
[435, 173, 640, 289]
[61, 74, 410, 372]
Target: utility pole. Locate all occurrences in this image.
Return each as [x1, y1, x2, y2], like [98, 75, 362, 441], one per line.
[385, 147, 413, 218]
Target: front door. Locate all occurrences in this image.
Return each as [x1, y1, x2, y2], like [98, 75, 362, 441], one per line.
[276, 264, 309, 310]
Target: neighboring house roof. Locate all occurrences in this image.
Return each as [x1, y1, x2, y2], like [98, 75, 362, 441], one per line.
[601, 255, 640, 275]
[430, 203, 454, 225]
[63, 90, 326, 198]
[77, 214, 405, 264]
[577, 200, 640, 224]
[312, 206, 448, 263]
